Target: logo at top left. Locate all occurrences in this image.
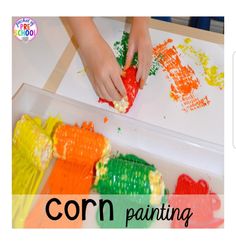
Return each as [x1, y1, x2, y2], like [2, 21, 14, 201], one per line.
[13, 17, 38, 42]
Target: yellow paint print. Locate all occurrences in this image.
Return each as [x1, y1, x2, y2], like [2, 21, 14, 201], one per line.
[178, 38, 224, 89]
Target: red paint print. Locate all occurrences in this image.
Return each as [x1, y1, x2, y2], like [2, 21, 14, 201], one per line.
[169, 174, 224, 228]
[153, 39, 210, 112]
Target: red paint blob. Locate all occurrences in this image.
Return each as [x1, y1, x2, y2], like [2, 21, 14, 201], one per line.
[169, 174, 224, 228]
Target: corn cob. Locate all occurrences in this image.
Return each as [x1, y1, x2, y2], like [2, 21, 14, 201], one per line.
[94, 154, 166, 205]
[12, 114, 60, 228]
[53, 122, 110, 167]
[13, 114, 53, 171]
[99, 66, 139, 113]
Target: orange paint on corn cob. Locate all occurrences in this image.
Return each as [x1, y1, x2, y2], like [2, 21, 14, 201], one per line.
[53, 123, 110, 167]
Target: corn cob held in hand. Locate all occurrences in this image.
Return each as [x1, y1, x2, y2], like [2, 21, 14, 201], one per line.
[99, 66, 140, 113]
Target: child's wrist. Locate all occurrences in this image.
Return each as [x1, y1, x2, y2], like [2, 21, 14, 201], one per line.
[67, 17, 101, 49]
[132, 17, 150, 28]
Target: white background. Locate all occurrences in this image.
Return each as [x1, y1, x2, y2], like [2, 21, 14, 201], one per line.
[0, 1, 235, 248]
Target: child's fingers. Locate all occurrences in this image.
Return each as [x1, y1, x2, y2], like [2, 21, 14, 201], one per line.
[137, 48, 152, 88]
[140, 59, 152, 88]
[98, 83, 112, 101]
[124, 44, 135, 70]
[94, 84, 103, 98]
[104, 77, 122, 101]
[140, 67, 149, 89]
[92, 84, 101, 97]
[136, 53, 144, 83]
[111, 71, 127, 97]
[86, 70, 101, 97]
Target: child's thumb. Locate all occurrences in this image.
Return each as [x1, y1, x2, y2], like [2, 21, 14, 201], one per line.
[124, 45, 135, 70]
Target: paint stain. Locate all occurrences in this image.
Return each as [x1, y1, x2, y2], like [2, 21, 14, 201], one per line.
[153, 39, 210, 112]
[113, 31, 160, 76]
[104, 116, 109, 123]
[169, 174, 224, 228]
[77, 67, 87, 75]
[178, 38, 224, 89]
[117, 127, 121, 133]
[25, 158, 91, 228]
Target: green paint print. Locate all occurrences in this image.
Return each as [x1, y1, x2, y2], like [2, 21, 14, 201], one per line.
[113, 31, 160, 76]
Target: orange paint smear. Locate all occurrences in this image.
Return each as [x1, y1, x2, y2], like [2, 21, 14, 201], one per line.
[42, 159, 94, 195]
[25, 159, 93, 228]
[153, 39, 210, 112]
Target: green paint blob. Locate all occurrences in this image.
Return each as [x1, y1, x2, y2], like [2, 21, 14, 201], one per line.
[113, 31, 160, 76]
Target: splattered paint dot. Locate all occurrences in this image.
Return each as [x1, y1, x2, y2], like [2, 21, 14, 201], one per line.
[177, 38, 224, 89]
[103, 116, 109, 123]
[117, 127, 121, 133]
[153, 39, 210, 112]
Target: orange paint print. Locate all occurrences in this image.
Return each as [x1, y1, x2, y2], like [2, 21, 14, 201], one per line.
[153, 39, 210, 112]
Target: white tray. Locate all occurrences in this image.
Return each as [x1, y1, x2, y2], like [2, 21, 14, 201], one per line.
[13, 84, 223, 194]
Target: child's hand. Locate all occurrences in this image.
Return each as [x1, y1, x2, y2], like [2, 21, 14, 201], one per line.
[67, 17, 126, 101]
[80, 34, 126, 101]
[124, 17, 152, 89]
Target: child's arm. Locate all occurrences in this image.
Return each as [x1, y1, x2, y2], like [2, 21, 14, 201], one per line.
[124, 17, 152, 89]
[67, 17, 126, 101]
